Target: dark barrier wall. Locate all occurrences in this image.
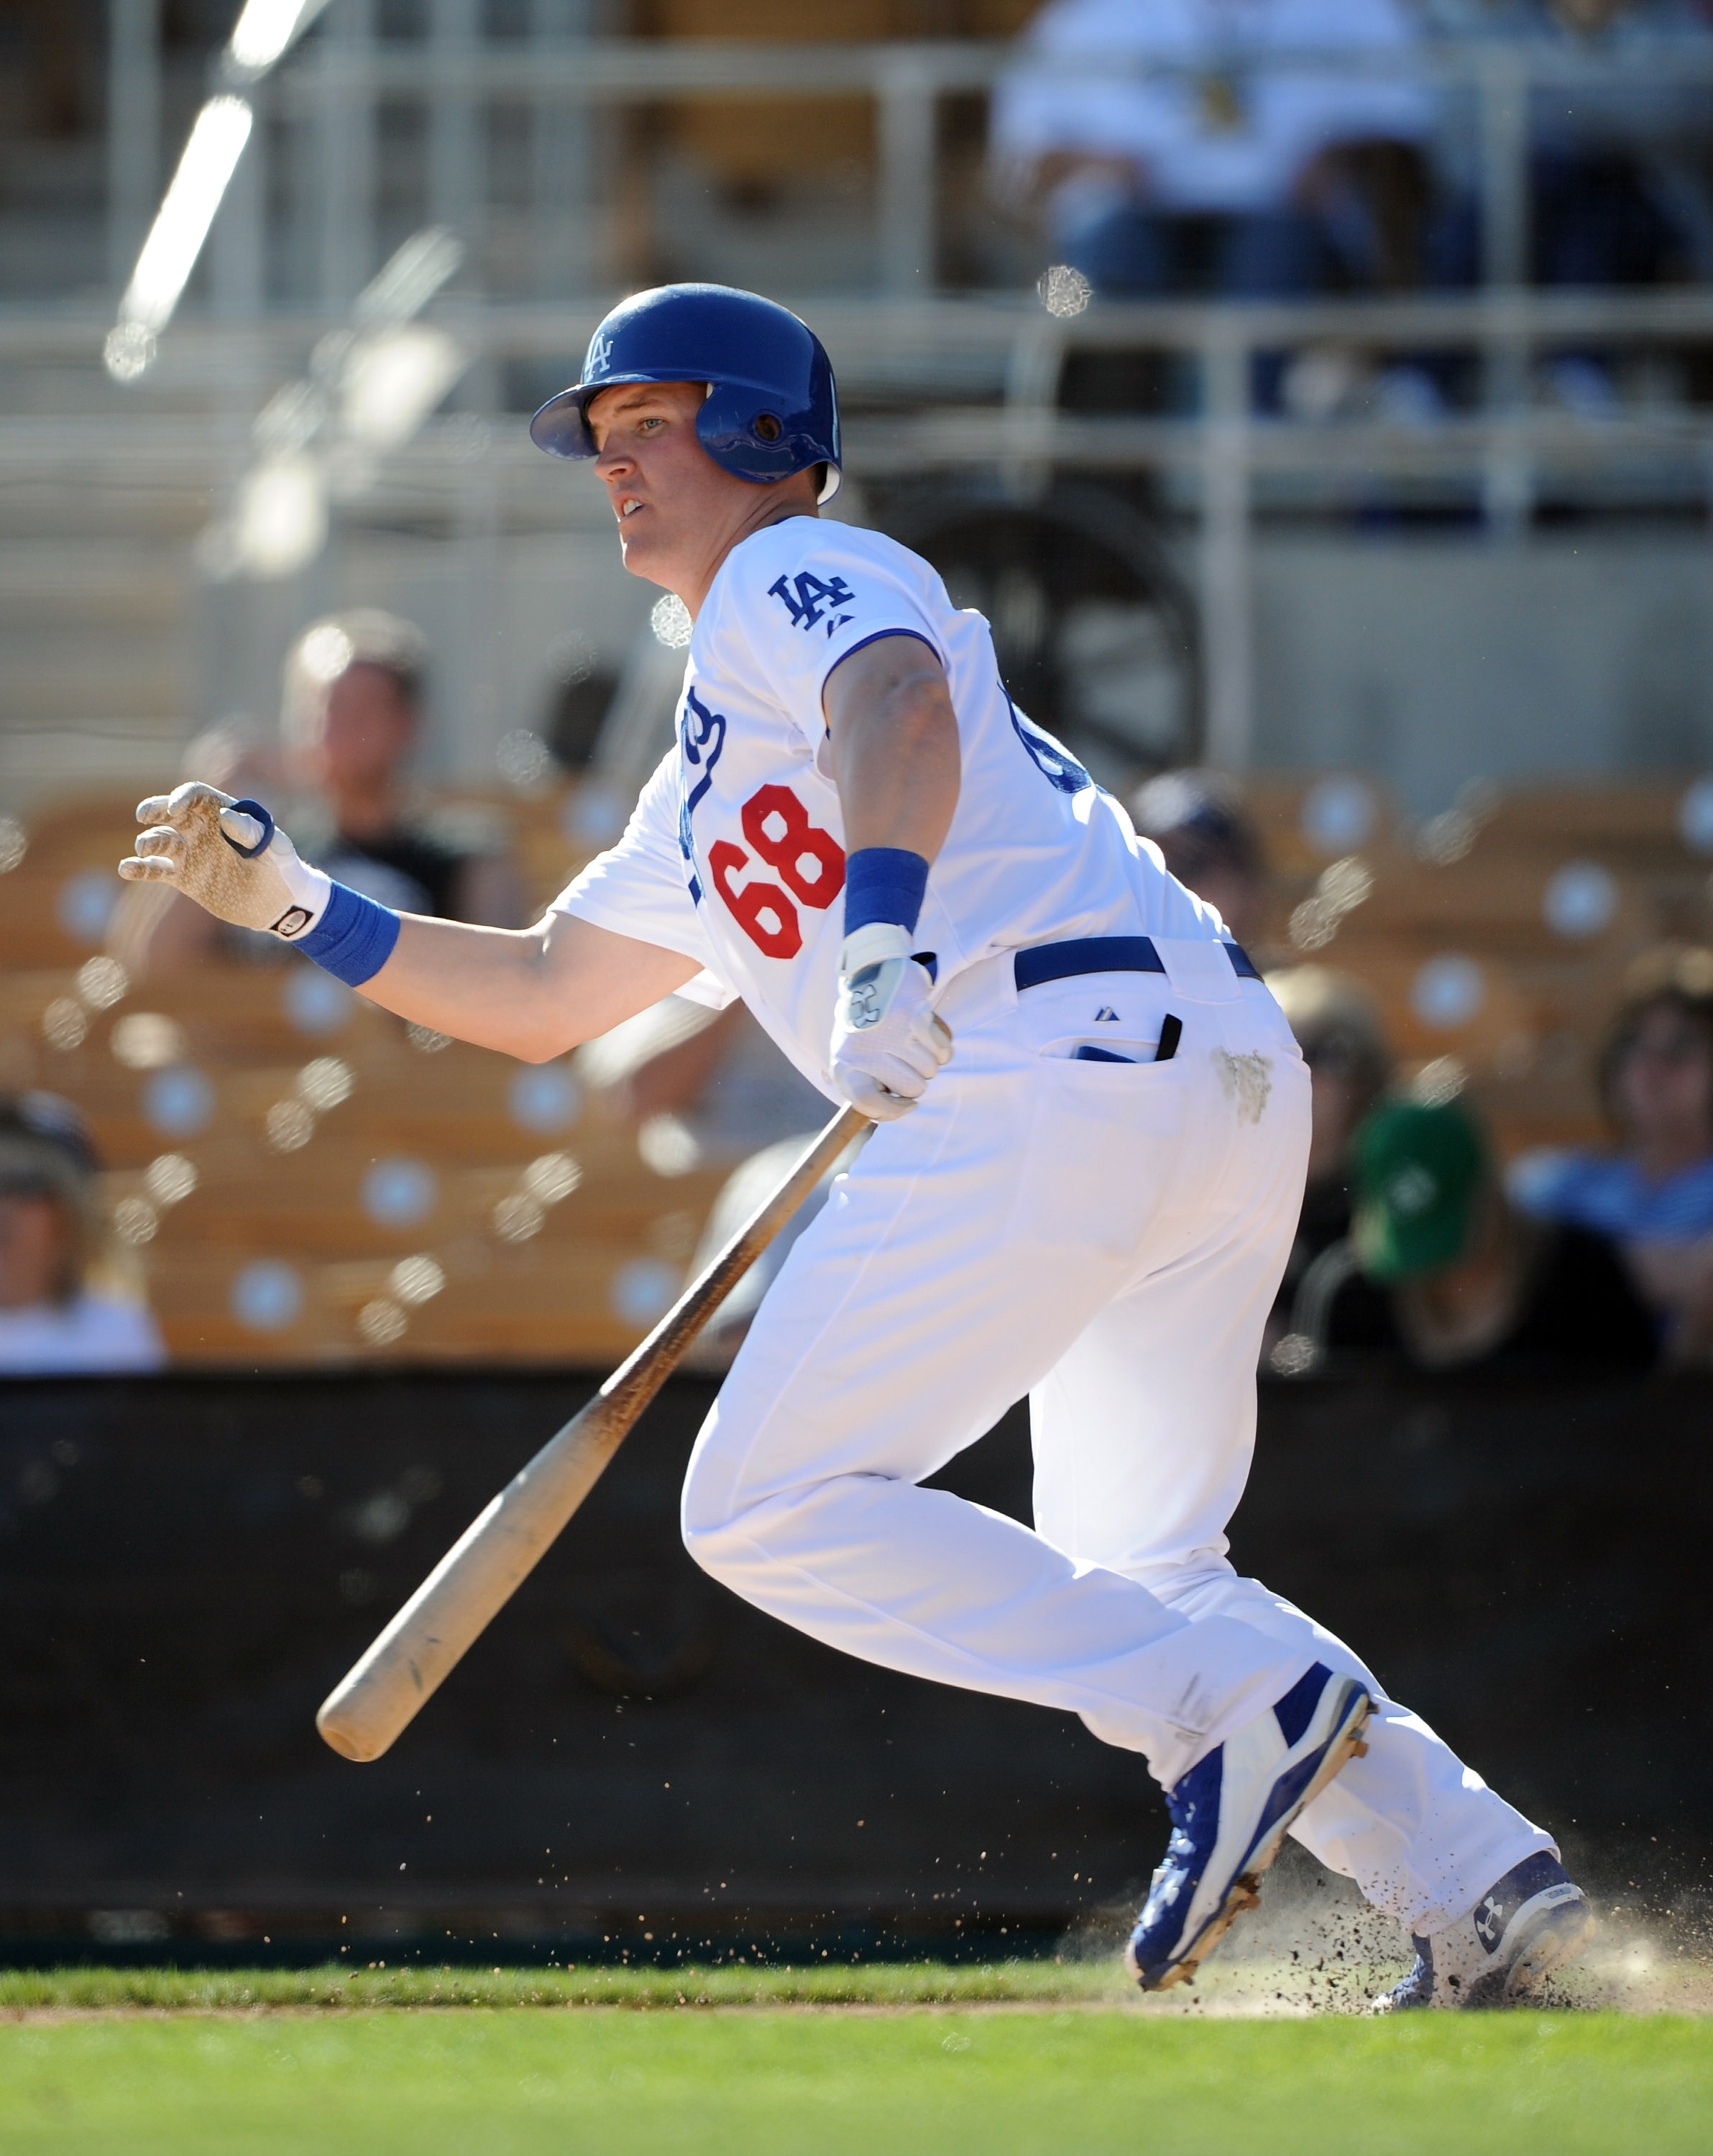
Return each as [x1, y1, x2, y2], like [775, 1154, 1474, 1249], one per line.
[0, 1372, 1703, 1958]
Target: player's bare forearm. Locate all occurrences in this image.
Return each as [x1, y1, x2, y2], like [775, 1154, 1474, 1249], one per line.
[823, 634, 960, 863]
[356, 909, 704, 1064]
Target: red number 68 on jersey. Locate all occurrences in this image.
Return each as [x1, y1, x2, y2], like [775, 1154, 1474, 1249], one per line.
[709, 783, 845, 959]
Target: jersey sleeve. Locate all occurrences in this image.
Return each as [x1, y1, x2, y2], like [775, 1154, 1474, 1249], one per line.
[676, 968, 738, 1010]
[727, 530, 947, 745]
[551, 749, 726, 982]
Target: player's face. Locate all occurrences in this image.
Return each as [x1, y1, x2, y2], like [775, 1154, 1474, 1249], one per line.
[587, 380, 799, 607]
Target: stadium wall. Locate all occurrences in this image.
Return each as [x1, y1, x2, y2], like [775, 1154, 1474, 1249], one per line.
[0, 1370, 1700, 1964]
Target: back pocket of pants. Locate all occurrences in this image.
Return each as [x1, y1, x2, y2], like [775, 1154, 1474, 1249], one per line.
[1006, 1051, 1188, 1258]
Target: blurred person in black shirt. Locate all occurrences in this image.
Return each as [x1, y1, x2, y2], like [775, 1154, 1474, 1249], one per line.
[1273, 1097, 1657, 1378]
[113, 612, 525, 977]
[280, 612, 523, 926]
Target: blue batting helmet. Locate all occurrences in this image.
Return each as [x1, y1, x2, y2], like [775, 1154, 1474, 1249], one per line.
[529, 283, 842, 502]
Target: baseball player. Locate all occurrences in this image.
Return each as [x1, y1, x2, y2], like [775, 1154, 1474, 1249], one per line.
[119, 283, 1590, 2007]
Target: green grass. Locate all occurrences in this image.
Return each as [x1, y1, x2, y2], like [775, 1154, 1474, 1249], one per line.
[0, 1960, 1113, 2013]
[0, 1986, 1707, 2155]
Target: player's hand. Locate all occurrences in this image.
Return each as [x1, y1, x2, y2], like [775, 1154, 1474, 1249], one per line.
[830, 925, 952, 1121]
[119, 781, 331, 940]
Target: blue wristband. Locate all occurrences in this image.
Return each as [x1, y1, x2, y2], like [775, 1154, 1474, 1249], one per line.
[844, 847, 929, 938]
[297, 880, 400, 987]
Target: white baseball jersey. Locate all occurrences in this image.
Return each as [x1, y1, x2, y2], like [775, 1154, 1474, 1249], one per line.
[554, 516, 1220, 1095]
[553, 513, 1553, 1939]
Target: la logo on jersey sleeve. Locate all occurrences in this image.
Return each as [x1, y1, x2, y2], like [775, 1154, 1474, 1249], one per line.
[768, 570, 855, 638]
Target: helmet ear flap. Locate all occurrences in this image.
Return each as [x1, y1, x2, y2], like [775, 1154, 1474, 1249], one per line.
[697, 384, 813, 484]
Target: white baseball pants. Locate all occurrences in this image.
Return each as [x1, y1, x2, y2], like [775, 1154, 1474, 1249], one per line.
[681, 943, 1551, 1935]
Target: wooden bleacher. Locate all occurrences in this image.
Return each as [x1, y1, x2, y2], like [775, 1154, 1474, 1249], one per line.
[1245, 775, 1711, 1160]
[0, 787, 731, 1367]
[638, 0, 1039, 190]
[2, 772, 1704, 1365]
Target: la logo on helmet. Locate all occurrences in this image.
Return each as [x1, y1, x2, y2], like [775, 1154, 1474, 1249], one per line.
[586, 332, 614, 379]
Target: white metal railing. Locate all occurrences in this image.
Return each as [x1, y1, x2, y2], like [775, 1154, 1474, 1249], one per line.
[260, 35, 1713, 303]
[276, 31, 1708, 291]
[104, 22, 1713, 315]
[12, 281, 1713, 770]
[71, 14, 1713, 772]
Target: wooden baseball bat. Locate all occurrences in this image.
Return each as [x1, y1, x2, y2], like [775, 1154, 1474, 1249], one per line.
[316, 1103, 868, 1761]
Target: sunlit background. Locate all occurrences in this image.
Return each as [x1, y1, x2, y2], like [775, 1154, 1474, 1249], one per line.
[4, 0, 1713, 1365]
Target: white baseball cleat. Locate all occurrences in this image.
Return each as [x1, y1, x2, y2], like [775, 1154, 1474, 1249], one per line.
[1373, 1853, 1593, 2011]
[1126, 1662, 1373, 1991]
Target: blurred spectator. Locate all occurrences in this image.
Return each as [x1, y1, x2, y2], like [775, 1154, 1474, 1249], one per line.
[577, 995, 829, 1176]
[1131, 770, 1270, 946]
[1265, 965, 1392, 1342]
[0, 1095, 165, 1374]
[677, 1125, 863, 1370]
[112, 610, 526, 979]
[991, 0, 1441, 300]
[1515, 0, 1708, 411]
[542, 633, 622, 774]
[1512, 947, 1713, 1355]
[282, 612, 524, 925]
[1423, 1, 1706, 347]
[1275, 1097, 1657, 1376]
[578, 992, 837, 1365]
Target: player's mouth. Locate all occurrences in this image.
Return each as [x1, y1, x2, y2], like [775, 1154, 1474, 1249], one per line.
[617, 497, 645, 520]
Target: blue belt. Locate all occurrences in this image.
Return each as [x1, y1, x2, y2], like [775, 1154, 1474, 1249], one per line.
[1014, 934, 1260, 992]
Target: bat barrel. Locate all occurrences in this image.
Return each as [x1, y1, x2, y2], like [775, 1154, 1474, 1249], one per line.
[315, 1104, 868, 1762]
[315, 1398, 623, 1760]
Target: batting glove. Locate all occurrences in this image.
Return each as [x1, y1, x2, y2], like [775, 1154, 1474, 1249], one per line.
[830, 923, 953, 1122]
[119, 782, 331, 941]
